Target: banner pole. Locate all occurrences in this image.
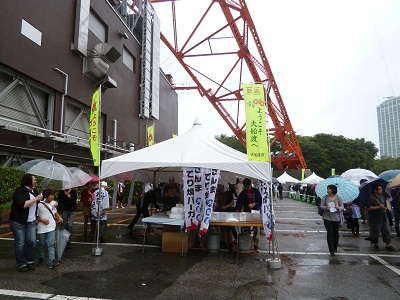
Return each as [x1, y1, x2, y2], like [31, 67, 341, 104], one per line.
[93, 84, 103, 256]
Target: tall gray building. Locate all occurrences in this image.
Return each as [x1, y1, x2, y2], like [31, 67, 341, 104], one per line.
[377, 96, 400, 158]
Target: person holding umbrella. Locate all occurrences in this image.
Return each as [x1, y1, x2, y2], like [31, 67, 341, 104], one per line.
[367, 184, 395, 251]
[9, 174, 43, 272]
[319, 185, 344, 256]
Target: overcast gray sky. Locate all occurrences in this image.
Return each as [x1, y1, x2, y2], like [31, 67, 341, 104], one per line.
[155, 0, 400, 152]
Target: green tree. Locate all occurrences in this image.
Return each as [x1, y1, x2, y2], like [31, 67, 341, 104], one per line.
[216, 134, 246, 153]
[216, 132, 380, 178]
[371, 156, 400, 175]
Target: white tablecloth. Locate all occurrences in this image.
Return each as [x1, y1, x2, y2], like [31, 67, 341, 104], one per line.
[142, 214, 184, 227]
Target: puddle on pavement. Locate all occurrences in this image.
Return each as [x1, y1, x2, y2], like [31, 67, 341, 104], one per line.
[282, 256, 380, 268]
[280, 233, 307, 238]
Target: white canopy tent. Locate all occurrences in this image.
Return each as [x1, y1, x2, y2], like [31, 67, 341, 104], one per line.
[302, 172, 325, 184]
[276, 171, 300, 183]
[101, 120, 271, 182]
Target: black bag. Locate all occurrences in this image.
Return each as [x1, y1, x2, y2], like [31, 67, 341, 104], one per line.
[318, 206, 324, 216]
[318, 196, 326, 216]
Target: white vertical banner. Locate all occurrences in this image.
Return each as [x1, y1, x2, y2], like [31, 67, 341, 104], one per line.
[194, 167, 203, 225]
[261, 181, 274, 241]
[183, 167, 196, 230]
[199, 169, 220, 234]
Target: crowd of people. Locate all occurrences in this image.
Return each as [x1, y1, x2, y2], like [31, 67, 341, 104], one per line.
[9, 173, 115, 272]
[318, 179, 398, 256]
[10, 170, 398, 273]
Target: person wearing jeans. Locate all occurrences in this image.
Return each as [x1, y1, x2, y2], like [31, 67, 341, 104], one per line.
[9, 174, 43, 272]
[37, 189, 62, 269]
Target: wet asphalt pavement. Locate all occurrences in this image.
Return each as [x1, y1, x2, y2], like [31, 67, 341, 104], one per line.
[1, 199, 400, 300]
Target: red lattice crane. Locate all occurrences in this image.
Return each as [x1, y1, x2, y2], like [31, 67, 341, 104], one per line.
[150, 0, 307, 170]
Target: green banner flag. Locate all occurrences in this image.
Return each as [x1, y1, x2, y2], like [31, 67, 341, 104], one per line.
[89, 87, 100, 166]
[331, 168, 335, 176]
[243, 83, 270, 162]
[147, 124, 155, 146]
[302, 168, 305, 181]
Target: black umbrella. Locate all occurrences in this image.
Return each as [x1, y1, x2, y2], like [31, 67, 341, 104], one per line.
[352, 178, 388, 206]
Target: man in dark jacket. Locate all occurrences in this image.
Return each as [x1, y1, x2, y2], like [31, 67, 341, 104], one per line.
[127, 188, 161, 231]
[10, 174, 43, 272]
[58, 188, 77, 246]
[162, 177, 180, 211]
[234, 178, 262, 250]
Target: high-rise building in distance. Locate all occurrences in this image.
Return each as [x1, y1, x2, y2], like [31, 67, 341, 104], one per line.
[377, 96, 400, 157]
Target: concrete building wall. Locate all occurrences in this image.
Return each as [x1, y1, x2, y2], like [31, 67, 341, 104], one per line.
[0, 0, 178, 170]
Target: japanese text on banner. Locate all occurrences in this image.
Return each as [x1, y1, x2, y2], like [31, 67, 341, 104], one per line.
[89, 87, 100, 166]
[183, 167, 197, 230]
[243, 83, 270, 162]
[261, 181, 274, 241]
[194, 168, 203, 224]
[199, 169, 220, 235]
[183, 168, 220, 234]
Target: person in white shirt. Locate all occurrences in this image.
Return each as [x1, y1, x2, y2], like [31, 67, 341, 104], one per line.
[116, 181, 125, 209]
[36, 189, 62, 269]
[91, 181, 110, 243]
[144, 179, 153, 193]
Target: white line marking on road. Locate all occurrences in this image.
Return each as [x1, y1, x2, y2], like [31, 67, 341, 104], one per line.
[370, 254, 400, 275]
[279, 251, 400, 259]
[0, 289, 111, 299]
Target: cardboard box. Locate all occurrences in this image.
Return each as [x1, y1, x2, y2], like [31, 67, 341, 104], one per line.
[162, 229, 195, 254]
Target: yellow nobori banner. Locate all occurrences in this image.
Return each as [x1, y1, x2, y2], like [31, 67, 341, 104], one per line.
[243, 83, 270, 162]
[147, 124, 155, 146]
[89, 87, 101, 166]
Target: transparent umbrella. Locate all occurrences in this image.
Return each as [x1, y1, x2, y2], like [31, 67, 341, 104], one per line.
[55, 227, 71, 262]
[341, 168, 378, 185]
[18, 158, 74, 182]
[41, 167, 92, 190]
[18, 158, 91, 190]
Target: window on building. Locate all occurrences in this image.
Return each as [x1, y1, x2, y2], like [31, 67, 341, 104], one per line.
[21, 19, 42, 46]
[89, 11, 106, 42]
[123, 47, 135, 72]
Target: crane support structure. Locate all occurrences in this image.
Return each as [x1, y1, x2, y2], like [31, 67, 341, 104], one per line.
[150, 0, 307, 169]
